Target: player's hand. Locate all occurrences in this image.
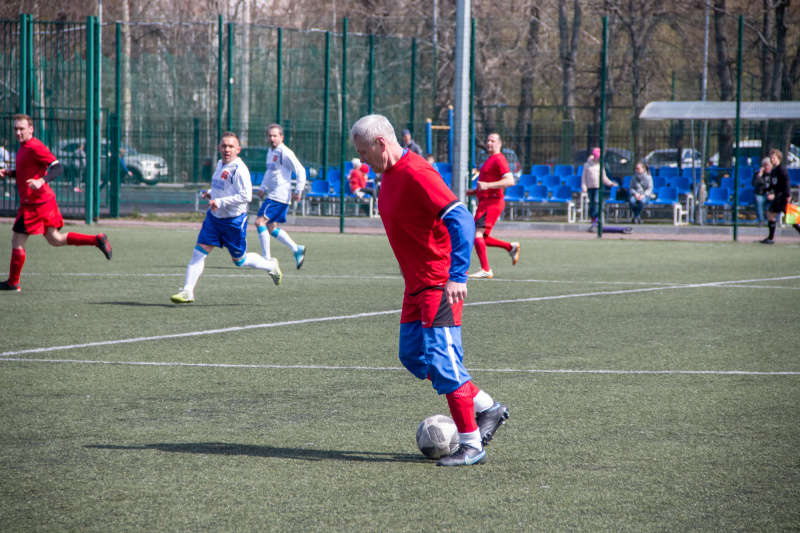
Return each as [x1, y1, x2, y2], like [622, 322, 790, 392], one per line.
[292, 192, 302, 202]
[208, 199, 219, 212]
[445, 280, 467, 305]
[202, 190, 211, 200]
[465, 188, 476, 196]
[26, 178, 45, 190]
[257, 189, 265, 200]
[0, 169, 7, 178]
[767, 193, 775, 201]
[477, 181, 490, 191]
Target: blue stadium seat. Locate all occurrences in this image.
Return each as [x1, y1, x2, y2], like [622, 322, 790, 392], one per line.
[530, 165, 551, 177]
[541, 175, 561, 189]
[564, 174, 582, 193]
[658, 167, 680, 178]
[622, 176, 632, 189]
[518, 174, 537, 188]
[440, 172, 452, 187]
[652, 176, 667, 189]
[524, 185, 550, 202]
[576, 165, 584, 176]
[548, 185, 574, 204]
[250, 171, 264, 186]
[720, 177, 735, 191]
[306, 179, 331, 197]
[705, 187, 731, 206]
[671, 176, 692, 195]
[788, 168, 800, 186]
[652, 186, 679, 206]
[504, 185, 525, 202]
[434, 162, 452, 174]
[553, 164, 573, 177]
[738, 187, 755, 206]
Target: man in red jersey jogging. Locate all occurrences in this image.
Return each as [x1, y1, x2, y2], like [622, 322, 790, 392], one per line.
[350, 114, 509, 467]
[466, 133, 519, 279]
[0, 114, 111, 291]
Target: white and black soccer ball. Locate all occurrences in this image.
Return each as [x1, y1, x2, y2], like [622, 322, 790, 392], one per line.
[416, 415, 459, 460]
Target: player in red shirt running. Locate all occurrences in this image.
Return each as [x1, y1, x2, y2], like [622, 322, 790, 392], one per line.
[0, 114, 111, 291]
[466, 133, 520, 279]
[351, 114, 509, 467]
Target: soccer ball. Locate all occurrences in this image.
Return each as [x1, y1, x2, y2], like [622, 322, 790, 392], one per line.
[416, 415, 459, 460]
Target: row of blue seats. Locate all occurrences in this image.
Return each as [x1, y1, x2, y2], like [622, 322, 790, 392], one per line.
[704, 186, 771, 207]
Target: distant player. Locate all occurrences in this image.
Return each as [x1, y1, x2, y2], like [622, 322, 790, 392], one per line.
[760, 148, 800, 244]
[255, 124, 307, 269]
[466, 132, 520, 279]
[171, 132, 281, 304]
[0, 114, 111, 292]
[351, 114, 509, 467]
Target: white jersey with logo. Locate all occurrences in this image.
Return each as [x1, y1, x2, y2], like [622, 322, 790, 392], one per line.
[258, 143, 307, 204]
[209, 157, 251, 219]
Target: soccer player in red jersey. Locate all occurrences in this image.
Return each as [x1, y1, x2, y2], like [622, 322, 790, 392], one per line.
[351, 114, 509, 467]
[466, 133, 520, 279]
[0, 114, 111, 291]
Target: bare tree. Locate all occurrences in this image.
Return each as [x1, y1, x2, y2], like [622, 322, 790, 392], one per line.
[714, 0, 735, 168]
[558, 0, 581, 162]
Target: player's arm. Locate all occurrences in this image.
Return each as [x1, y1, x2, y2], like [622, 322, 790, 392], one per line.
[27, 160, 64, 190]
[440, 201, 475, 304]
[286, 150, 306, 199]
[476, 172, 515, 191]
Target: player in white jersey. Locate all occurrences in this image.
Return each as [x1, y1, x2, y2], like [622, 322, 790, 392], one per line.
[171, 132, 281, 304]
[255, 124, 307, 269]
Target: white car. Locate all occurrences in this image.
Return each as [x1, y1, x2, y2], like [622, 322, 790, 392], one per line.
[644, 148, 703, 169]
[54, 138, 169, 185]
[708, 140, 800, 168]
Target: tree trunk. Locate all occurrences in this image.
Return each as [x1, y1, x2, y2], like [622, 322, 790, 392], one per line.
[238, 0, 251, 146]
[516, 4, 540, 170]
[121, 0, 132, 143]
[558, 0, 580, 163]
[714, 0, 734, 168]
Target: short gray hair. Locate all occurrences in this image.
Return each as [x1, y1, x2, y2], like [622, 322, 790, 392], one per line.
[762, 157, 771, 167]
[350, 114, 397, 145]
[266, 123, 283, 136]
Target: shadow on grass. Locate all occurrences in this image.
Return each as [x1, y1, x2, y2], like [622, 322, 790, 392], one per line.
[92, 301, 246, 307]
[86, 442, 424, 463]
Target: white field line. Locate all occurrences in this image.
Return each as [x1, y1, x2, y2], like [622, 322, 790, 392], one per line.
[1, 275, 799, 361]
[0, 357, 797, 375]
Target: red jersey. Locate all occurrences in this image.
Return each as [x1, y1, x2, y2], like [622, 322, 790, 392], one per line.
[378, 151, 459, 295]
[476, 152, 511, 200]
[15, 137, 57, 205]
[348, 164, 369, 193]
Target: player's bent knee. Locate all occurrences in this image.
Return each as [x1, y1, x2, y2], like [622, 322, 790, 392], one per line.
[232, 255, 246, 267]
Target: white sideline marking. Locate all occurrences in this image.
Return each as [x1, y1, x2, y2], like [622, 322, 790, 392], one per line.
[0, 357, 797, 375]
[1, 275, 798, 359]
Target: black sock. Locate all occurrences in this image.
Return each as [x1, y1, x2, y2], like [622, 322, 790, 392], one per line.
[768, 221, 776, 239]
[794, 224, 800, 234]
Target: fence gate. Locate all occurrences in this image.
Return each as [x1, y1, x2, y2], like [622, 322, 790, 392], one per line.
[0, 15, 102, 223]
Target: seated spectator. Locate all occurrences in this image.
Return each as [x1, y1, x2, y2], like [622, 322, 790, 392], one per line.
[628, 162, 654, 224]
[348, 158, 374, 199]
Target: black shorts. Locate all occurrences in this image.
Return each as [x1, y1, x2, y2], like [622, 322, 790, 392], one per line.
[768, 196, 789, 214]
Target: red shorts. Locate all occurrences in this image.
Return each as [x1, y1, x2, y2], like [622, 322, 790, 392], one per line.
[400, 286, 462, 328]
[13, 199, 64, 235]
[474, 196, 504, 235]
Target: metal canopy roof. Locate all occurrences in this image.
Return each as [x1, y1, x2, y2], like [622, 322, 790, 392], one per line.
[639, 101, 800, 121]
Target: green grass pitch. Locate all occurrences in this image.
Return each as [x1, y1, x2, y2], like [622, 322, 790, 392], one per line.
[1, 224, 798, 531]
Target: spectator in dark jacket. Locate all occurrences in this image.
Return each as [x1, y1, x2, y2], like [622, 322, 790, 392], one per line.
[760, 149, 800, 244]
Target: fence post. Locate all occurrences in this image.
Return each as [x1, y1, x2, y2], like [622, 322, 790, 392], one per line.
[227, 22, 233, 132]
[92, 18, 101, 220]
[733, 15, 743, 242]
[193, 117, 200, 183]
[111, 22, 121, 218]
[322, 32, 330, 182]
[18, 14, 30, 115]
[217, 15, 223, 141]
[597, 16, 608, 237]
[339, 18, 348, 234]
[368, 34, 374, 115]
[276, 27, 283, 124]
[409, 38, 416, 134]
[85, 16, 96, 225]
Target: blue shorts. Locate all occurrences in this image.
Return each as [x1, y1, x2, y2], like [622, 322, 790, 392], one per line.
[257, 199, 289, 223]
[398, 321, 472, 395]
[197, 211, 248, 258]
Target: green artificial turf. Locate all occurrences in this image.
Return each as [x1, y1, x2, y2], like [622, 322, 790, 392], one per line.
[0, 225, 798, 531]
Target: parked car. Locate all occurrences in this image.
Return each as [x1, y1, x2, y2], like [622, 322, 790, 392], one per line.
[475, 148, 522, 178]
[644, 148, 702, 168]
[548, 147, 632, 182]
[54, 138, 168, 185]
[708, 140, 800, 168]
